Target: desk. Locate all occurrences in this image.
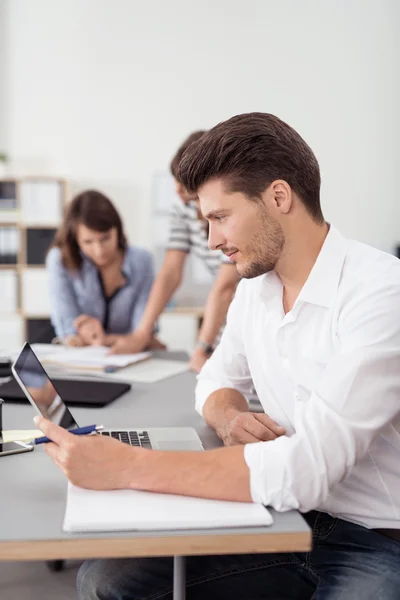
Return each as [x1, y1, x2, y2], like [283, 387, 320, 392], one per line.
[0, 352, 311, 599]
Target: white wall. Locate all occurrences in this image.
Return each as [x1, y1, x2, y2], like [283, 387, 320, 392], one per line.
[0, 1, 9, 150]
[3, 0, 400, 252]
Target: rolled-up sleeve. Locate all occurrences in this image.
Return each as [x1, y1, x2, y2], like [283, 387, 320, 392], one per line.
[46, 248, 81, 337]
[244, 284, 400, 511]
[195, 281, 254, 416]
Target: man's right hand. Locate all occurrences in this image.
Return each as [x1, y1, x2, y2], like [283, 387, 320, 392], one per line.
[219, 411, 286, 446]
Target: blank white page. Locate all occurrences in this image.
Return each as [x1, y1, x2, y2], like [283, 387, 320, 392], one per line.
[63, 484, 273, 533]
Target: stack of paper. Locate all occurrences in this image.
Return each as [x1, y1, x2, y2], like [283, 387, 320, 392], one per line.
[63, 484, 273, 532]
[41, 346, 151, 371]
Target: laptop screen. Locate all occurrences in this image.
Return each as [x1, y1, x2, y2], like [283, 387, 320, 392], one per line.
[13, 344, 78, 430]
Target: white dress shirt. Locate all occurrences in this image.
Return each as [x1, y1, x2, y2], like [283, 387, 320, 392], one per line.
[196, 226, 400, 529]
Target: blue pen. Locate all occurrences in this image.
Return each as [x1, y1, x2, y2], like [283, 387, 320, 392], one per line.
[34, 424, 104, 445]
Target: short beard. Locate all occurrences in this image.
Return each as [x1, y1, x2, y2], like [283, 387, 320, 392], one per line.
[239, 206, 284, 279]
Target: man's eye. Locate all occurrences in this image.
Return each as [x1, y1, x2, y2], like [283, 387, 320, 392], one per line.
[216, 216, 226, 223]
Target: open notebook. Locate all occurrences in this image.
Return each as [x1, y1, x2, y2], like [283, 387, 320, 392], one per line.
[63, 484, 273, 532]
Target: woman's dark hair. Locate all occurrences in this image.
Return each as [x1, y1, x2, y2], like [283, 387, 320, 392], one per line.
[52, 190, 127, 270]
[178, 113, 323, 223]
[170, 130, 206, 180]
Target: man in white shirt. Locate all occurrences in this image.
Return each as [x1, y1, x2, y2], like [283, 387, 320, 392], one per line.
[37, 113, 400, 599]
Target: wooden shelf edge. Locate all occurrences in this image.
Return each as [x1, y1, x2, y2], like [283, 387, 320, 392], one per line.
[0, 531, 311, 561]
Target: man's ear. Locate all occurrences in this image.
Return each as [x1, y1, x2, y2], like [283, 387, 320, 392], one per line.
[269, 180, 292, 215]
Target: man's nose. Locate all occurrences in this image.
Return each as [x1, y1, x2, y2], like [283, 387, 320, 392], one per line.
[208, 223, 225, 251]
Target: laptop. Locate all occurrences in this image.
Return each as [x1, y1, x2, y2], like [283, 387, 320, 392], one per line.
[12, 343, 204, 451]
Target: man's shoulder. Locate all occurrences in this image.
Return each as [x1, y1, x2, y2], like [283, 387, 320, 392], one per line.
[344, 239, 400, 290]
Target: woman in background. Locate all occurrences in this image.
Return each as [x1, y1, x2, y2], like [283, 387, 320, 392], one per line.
[47, 189, 160, 352]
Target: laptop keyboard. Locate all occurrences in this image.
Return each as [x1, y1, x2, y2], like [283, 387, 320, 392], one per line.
[101, 430, 152, 449]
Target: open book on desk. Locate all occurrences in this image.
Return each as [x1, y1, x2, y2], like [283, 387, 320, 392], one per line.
[63, 484, 273, 533]
[41, 346, 151, 372]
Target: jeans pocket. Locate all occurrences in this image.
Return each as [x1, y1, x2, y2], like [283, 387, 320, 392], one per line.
[314, 513, 339, 541]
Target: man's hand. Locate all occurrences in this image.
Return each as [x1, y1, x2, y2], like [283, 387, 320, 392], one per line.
[108, 329, 151, 355]
[34, 416, 141, 490]
[74, 315, 105, 346]
[219, 411, 286, 446]
[189, 347, 210, 373]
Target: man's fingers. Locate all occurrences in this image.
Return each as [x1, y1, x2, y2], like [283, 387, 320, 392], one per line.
[44, 441, 62, 463]
[243, 418, 278, 441]
[227, 429, 261, 446]
[253, 413, 286, 436]
[33, 416, 72, 446]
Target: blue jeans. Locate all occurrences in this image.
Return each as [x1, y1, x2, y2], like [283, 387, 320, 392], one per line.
[77, 511, 400, 599]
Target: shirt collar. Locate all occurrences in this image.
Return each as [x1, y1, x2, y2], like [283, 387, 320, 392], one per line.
[296, 225, 347, 308]
[260, 225, 348, 310]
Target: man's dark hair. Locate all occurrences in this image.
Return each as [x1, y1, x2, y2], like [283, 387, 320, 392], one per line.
[178, 113, 323, 222]
[170, 130, 206, 180]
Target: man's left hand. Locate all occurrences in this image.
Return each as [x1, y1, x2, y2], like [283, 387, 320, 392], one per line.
[34, 416, 140, 490]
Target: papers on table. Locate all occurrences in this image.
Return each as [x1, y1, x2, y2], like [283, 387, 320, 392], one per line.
[107, 359, 189, 383]
[41, 346, 151, 371]
[63, 483, 273, 533]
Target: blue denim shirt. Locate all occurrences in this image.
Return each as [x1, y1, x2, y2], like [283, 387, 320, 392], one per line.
[46, 246, 155, 338]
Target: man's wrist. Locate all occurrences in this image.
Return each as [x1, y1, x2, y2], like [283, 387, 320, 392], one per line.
[196, 339, 214, 355]
[216, 407, 243, 442]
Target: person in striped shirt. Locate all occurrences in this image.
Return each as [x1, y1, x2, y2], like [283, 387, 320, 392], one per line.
[121, 131, 239, 371]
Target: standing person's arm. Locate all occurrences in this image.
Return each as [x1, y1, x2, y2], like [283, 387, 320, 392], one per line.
[189, 263, 239, 372]
[112, 250, 187, 353]
[113, 199, 192, 353]
[46, 248, 85, 346]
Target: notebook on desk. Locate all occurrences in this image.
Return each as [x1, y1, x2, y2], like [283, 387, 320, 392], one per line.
[63, 484, 273, 532]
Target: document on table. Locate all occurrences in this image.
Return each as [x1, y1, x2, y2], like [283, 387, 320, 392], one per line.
[63, 484, 273, 532]
[41, 346, 151, 371]
[107, 358, 189, 383]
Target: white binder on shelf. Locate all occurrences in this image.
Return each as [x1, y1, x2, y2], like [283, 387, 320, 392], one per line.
[0, 314, 24, 350]
[21, 268, 51, 316]
[20, 181, 63, 226]
[0, 270, 18, 312]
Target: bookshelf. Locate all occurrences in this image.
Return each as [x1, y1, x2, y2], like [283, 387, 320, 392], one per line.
[0, 177, 68, 349]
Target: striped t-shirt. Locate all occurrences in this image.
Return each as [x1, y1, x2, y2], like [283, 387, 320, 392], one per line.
[167, 198, 230, 275]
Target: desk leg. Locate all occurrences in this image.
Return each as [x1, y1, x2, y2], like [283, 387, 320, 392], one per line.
[173, 555, 186, 600]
